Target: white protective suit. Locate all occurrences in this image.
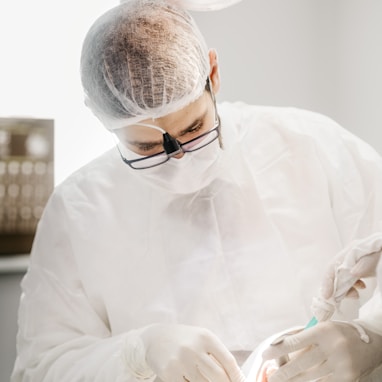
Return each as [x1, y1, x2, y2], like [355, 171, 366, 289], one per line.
[12, 102, 382, 381]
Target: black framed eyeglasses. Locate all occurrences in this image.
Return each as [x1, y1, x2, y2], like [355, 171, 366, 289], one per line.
[115, 81, 221, 170]
[117, 120, 220, 169]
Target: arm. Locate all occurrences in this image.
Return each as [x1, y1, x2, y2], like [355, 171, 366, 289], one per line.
[12, 191, 244, 382]
[11, 192, 133, 381]
[262, 115, 382, 381]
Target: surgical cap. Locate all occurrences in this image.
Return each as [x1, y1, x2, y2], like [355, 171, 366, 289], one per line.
[80, 0, 210, 130]
[177, 0, 243, 11]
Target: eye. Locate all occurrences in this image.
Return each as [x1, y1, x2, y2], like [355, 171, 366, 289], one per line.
[137, 143, 162, 153]
[183, 121, 204, 136]
[123, 140, 162, 156]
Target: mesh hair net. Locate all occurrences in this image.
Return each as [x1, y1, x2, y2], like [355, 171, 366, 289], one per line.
[174, 0, 242, 11]
[80, 0, 210, 130]
[120, 0, 243, 11]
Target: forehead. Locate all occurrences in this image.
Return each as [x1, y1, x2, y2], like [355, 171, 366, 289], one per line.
[116, 91, 211, 140]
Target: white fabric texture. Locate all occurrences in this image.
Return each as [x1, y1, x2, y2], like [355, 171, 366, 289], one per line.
[11, 103, 382, 381]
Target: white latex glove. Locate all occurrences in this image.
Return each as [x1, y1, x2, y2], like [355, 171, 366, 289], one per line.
[261, 321, 382, 382]
[312, 233, 382, 321]
[123, 323, 245, 382]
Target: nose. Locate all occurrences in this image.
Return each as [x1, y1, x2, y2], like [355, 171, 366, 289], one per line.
[172, 151, 185, 159]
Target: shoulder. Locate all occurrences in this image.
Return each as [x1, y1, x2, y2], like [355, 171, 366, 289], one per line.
[218, 101, 380, 158]
[50, 148, 136, 213]
[218, 102, 382, 177]
[218, 101, 341, 139]
[55, 149, 116, 192]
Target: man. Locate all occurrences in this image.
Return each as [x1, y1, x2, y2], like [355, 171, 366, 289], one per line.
[12, 0, 382, 381]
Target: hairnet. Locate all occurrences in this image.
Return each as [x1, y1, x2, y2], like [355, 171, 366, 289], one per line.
[80, 0, 210, 130]
[176, 0, 242, 11]
[120, 0, 243, 11]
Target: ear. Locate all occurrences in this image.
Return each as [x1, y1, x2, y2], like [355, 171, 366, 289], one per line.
[208, 49, 220, 94]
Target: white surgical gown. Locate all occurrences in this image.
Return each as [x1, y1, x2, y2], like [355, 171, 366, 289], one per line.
[12, 103, 382, 381]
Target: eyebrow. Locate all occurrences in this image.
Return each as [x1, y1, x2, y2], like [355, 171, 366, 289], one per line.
[127, 138, 163, 149]
[127, 110, 208, 148]
[177, 112, 207, 137]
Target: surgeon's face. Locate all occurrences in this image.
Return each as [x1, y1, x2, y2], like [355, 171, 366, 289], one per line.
[114, 90, 218, 158]
[113, 88, 223, 193]
[115, 48, 221, 160]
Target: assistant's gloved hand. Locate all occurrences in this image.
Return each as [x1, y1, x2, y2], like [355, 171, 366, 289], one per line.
[262, 320, 382, 382]
[311, 233, 382, 321]
[123, 323, 245, 382]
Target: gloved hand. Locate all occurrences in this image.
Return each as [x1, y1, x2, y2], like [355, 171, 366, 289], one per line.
[312, 233, 382, 321]
[125, 323, 245, 382]
[262, 320, 382, 382]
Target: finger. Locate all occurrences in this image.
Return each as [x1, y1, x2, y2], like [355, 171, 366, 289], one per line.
[206, 339, 244, 382]
[345, 287, 359, 299]
[284, 360, 333, 382]
[321, 265, 336, 299]
[167, 365, 194, 382]
[209, 353, 245, 382]
[262, 333, 308, 360]
[344, 279, 366, 299]
[184, 365, 210, 382]
[177, 360, 210, 382]
[263, 325, 329, 360]
[196, 353, 231, 382]
[353, 279, 366, 289]
[262, 341, 293, 361]
[267, 347, 325, 382]
[351, 252, 381, 278]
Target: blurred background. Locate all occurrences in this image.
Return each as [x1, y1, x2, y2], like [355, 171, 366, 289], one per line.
[0, 0, 381, 380]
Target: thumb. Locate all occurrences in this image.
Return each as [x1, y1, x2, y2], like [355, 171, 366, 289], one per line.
[350, 251, 381, 278]
[320, 266, 336, 299]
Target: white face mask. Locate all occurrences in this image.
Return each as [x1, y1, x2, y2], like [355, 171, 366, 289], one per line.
[132, 139, 223, 194]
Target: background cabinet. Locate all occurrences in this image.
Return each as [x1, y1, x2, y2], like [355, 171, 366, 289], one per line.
[0, 256, 28, 382]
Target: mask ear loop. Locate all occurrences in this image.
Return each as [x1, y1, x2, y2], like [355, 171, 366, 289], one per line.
[206, 76, 223, 149]
[206, 76, 216, 104]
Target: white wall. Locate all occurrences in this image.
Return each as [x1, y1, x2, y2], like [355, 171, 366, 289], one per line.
[0, 0, 118, 186]
[335, 0, 382, 149]
[193, 0, 382, 153]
